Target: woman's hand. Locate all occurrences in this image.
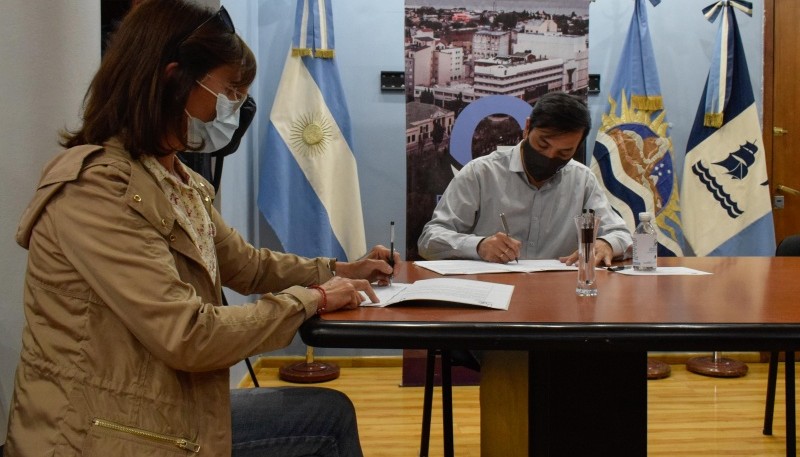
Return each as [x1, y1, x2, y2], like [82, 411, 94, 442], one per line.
[316, 276, 379, 312]
[334, 245, 400, 286]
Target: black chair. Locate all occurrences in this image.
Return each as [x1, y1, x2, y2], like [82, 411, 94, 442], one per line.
[179, 97, 260, 387]
[419, 349, 480, 457]
[763, 234, 800, 457]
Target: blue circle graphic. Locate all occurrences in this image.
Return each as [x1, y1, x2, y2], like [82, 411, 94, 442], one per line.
[449, 95, 533, 166]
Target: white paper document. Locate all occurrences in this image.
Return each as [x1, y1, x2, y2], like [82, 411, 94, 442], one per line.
[360, 278, 513, 310]
[414, 259, 577, 275]
[613, 267, 712, 276]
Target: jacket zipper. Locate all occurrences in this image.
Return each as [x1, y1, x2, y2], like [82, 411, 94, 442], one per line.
[91, 418, 201, 453]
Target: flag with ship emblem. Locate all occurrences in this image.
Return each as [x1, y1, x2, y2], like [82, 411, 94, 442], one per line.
[258, 0, 366, 260]
[591, 0, 684, 256]
[681, 0, 775, 256]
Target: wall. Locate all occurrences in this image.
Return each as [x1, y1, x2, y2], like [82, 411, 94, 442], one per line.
[0, 1, 101, 444]
[220, 0, 407, 358]
[588, 0, 763, 174]
[0, 0, 765, 436]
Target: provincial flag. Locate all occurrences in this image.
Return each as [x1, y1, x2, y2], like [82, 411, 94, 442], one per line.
[591, 0, 684, 256]
[258, 0, 367, 260]
[681, 0, 775, 256]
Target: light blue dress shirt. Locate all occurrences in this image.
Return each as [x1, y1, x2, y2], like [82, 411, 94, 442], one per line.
[418, 143, 632, 260]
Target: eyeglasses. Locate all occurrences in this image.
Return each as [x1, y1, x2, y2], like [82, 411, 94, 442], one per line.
[198, 73, 245, 105]
[176, 6, 235, 50]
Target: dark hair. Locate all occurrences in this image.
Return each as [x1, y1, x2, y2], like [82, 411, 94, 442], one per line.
[529, 92, 592, 143]
[61, 0, 257, 158]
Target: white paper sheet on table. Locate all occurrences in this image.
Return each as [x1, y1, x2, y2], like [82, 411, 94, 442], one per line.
[414, 259, 576, 275]
[612, 267, 712, 276]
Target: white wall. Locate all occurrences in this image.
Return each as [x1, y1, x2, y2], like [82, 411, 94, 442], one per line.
[0, 1, 101, 444]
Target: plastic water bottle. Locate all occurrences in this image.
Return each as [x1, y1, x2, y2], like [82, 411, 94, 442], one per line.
[632, 212, 657, 271]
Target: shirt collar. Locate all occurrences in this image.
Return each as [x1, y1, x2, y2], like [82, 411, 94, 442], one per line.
[509, 143, 525, 174]
[510, 141, 568, 189]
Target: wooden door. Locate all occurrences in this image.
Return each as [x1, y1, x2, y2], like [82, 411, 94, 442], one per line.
[765, 0, 800, 244]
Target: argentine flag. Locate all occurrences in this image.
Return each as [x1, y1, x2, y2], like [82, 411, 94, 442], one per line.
[258, 0, 366, 261]
[591, 0, 684, 257]
[681, 0, 775, 256]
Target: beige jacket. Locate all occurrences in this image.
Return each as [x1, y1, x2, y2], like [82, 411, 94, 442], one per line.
[6, 139, 334, 456]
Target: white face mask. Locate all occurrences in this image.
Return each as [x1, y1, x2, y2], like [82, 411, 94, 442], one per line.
[185, 81, 242, 153]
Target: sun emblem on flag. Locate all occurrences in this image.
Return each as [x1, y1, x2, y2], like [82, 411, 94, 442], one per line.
[290, 112, 334, 157]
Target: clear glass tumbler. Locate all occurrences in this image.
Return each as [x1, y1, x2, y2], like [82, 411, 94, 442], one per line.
[574, 213, 600, 296]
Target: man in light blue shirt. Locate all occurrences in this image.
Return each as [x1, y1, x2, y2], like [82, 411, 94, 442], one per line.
[418, 92, 632, 266]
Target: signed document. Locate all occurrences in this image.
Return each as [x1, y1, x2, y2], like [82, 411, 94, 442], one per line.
[361, 278, 513, 310]
[414, 259, 577, 275]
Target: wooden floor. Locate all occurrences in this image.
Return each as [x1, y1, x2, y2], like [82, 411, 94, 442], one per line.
[245, 360, 794, 456]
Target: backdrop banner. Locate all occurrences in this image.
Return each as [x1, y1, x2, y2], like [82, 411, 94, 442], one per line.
[404, 0, 592, 259]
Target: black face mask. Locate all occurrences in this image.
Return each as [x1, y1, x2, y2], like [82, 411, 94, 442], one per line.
[521, 138, 571, 182]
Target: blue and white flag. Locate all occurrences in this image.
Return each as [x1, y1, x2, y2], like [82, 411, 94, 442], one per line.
[591, 0, 684, 257]
[258, 0, 366, 261]
[681, 0, 775, 256]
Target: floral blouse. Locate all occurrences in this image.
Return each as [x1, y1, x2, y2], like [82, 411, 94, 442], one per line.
[141, 155, 217, 281]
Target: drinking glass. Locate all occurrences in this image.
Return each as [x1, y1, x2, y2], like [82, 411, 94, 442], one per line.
[574, 213, 600, 296]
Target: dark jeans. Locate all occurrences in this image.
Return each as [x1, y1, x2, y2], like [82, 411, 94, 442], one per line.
[231, 387, 363, 457]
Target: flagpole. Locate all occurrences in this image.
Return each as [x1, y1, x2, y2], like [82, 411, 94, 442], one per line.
[591, 0, 686, 380]
[682, 1, 757, 380]
[266, 0, 357, 385]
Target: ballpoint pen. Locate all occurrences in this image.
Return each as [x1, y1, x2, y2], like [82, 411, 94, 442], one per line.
[499, 212, 518, 263]
[388, 221, 395, 284]
[580, 209, 595, 269]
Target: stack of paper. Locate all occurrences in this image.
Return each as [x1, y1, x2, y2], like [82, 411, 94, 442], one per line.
[361, 278, 513, 310]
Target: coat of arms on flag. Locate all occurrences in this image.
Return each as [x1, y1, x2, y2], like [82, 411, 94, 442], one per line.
[591, 0, 684, 257]
[680, 0, 775, 256]
[258, 0, 367, 261]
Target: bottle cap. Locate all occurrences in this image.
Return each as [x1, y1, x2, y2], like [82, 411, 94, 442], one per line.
[638, 212, 652, 222]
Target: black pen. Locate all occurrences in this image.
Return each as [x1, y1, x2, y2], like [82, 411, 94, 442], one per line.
[388, 221, 395, 284]
[499, 212, 518, 263]
[607, 265, 626, 272]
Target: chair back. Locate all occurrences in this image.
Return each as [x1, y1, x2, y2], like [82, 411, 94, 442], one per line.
[776, 234, 800, 256]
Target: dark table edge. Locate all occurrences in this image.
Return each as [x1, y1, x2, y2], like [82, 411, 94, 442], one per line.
[300, 317, 800, 352]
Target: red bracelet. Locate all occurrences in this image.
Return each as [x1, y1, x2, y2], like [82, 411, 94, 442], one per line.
[308, 285, 327, 314]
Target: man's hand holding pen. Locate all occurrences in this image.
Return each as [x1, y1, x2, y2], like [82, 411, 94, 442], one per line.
[477, 232, 521, 264]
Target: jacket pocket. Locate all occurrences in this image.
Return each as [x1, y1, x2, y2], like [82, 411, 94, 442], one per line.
[84, 418, 200, 455]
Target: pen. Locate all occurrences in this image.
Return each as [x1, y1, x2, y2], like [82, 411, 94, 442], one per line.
[499, 213, 518, 263]
[607, 265, 626, 272]
[388, 221, 395, 284]
[581, 209, 595, 267]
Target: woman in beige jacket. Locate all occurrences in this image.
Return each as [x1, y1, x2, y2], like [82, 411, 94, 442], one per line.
[5, 1, 394, 455]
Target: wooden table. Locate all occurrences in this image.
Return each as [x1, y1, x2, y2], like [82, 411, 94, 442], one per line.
[300, 257, 800, 456]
